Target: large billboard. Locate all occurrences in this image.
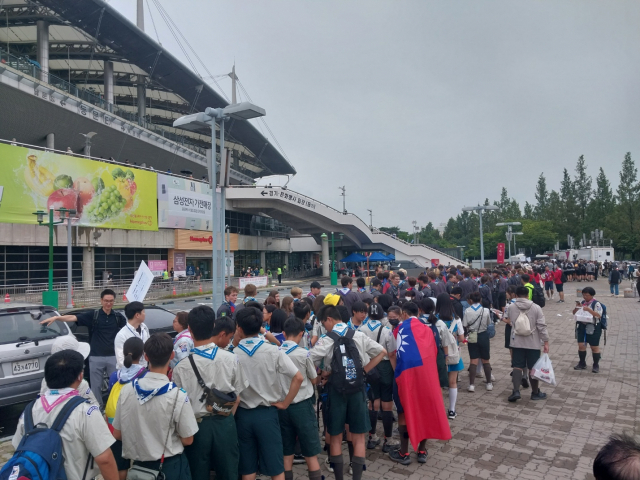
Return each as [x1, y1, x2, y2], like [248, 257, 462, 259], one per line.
[157, 173, 216, 230]
[0, 144, 157, 230]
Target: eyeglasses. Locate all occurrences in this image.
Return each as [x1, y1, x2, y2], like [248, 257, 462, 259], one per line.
[102, 299, 115, 304]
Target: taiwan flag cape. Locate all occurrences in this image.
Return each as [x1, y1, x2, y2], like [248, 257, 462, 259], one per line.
[394, 317, 452, 449]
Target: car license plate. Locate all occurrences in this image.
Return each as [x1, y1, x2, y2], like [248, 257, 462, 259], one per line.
[12, 359, 40, 375]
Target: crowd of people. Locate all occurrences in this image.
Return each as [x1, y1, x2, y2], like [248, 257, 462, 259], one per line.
[2, 257, 621, 480]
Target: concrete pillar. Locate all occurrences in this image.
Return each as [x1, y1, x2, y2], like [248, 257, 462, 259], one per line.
[284, 253, 289, 270]
[104, 61, 114, 111]
[322, 236, 330, 277]
[36, 20, 49, 82]
[46, 133, 54, 150]
[137, 81, 146, 124]
[82, 247, 94, 287]
[136, 0, 145, 30]
[260, 251, 266, 271]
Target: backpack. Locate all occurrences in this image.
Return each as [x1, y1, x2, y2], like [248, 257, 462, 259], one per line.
[561, 272, 568, 283]
[0, 396, 90, 480]
[531, 285, 546, 308]
[514, 308, 533, 336]
[440, 320, 460, 366]
[592, 300, 608, 330]
[90, 309, 126, 343]
[327, 329, 365, 395]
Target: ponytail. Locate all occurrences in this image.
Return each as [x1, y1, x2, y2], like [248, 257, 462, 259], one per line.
[122, 337, 144, 368]
[124, 352, 134, 368]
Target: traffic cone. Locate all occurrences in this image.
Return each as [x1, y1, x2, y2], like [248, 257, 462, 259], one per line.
[4, 293, 9, 303]
[122, 292, 127, 302]
[199, 284, 203, 293]
[172, 286, 177, 296]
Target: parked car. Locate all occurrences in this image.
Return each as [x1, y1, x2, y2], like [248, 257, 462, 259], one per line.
[389, 260, 427, 278]
[0, 303, 72, 407]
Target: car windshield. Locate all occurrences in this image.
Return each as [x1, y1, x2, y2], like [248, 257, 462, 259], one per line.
[0, 311, 68, 345]
[143, 308, 177, 332]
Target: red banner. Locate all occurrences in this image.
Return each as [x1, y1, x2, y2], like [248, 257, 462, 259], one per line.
[497, 243, 505, 264]
[431, 259, 440, 268]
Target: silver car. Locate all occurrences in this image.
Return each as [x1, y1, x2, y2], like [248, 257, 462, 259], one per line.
[0, 303, 74, 407]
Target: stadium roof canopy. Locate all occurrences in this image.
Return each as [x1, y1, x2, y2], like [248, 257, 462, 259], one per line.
[0, 0, 296, 178]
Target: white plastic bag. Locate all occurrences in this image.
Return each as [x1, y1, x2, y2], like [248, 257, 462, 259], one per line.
[531, 353, 556, 386]
[574, 308, 594, 324]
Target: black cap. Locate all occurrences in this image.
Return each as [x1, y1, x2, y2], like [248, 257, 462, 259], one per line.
[310, 281, 322, 289]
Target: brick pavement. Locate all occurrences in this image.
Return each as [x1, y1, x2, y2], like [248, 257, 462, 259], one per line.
[1, 277, 637, 479]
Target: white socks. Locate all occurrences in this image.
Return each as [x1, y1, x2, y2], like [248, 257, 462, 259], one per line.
[449, 388, 458, 412]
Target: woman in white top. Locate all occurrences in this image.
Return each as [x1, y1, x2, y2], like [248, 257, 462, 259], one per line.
[463, 292, 494, 393]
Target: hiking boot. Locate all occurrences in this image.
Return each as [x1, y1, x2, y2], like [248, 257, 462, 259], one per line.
[574, 362, 587, 370]
[447, 410, 457, 419]
[367, 435, 381, 449]
[417, 451, 428, 463]
[382, 439, 400, 453]
[531, 391, 547, 400]
[467, 384, 475, 392]
[388, 449, 412, 465]
[592, 364, 600, 373]
[486, 382, 494, 391]
[508, 390, 521, 402]
[293, 454, 305, 464]
[521, 376, 530, 389]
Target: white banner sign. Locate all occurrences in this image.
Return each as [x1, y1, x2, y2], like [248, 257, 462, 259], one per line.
[238, 275, 269, 289]
[158, 174, 217, 230]
[126, 260, 155, 302]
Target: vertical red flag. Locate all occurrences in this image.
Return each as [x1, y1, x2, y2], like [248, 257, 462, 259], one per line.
[497, 243, 505, 264]
[394, 318, 452, 449]
[431, 259, 440, 268]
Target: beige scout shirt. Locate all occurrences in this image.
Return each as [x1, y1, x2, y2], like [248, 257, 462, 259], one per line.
[234, 337, 299, 409]
[310, 322, 385, 372]
[278, 340, 317, 404]
[172, 344, 249, 419]
[13, 389, 114, 480]
[462, 304, 492, 334]
[40, 378, 98, 404]
[504, 298, 549, 349]
[356, 319, 396, 360]
[113, 372, 199, 461]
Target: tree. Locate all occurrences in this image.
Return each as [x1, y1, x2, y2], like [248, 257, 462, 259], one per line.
[379, 226, 410, 242]
[611, 152, 640, 257]
[524, 202, 534, 219]
[586, 167, 614, 232]
[573, 155, 592, 228]
[534, 173, 549, 220]
[560, 168, 578, 239]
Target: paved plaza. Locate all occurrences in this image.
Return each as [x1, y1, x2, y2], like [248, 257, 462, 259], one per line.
[0, 277, 637, 480]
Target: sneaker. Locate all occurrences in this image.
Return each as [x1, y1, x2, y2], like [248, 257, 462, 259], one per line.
[592, 364, 600, 373]
[467, 384, 475, 392]
[508, 390, 521, 402]
[417, 451, 428, 463]
[382, 439, 400, 453]
[324, 457, 334, 473]
[531, 391, 547, 400]
[349, 463, 352, 475]
[521, 376, 530, 389]
[367, 435, 381, 449]
[293, 454, 305, 464]
[447, 410, 457, 419]
[486, 382, 493, 391]
[490, 374, 496, 382]
[476, 370, 484, 379]
[388, 449, 412, 465]
[574, 362, 587, 370]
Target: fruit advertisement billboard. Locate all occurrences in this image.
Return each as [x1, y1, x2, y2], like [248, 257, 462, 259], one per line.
[0, 144, 158, 230]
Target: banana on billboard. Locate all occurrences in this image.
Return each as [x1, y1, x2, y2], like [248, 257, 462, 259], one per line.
[0, 144, 158, 230]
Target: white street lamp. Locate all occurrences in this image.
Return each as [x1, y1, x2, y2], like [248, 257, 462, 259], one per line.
[462, 205, 500, 267]
[173, 101, 266, 308]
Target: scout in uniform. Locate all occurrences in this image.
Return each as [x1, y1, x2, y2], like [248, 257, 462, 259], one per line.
[39, 335, 98, 404]
[310, 305, 386, 480]
[210, 315, 237, 349]
[278, 318, 322, 480]
[114, 301, 150, 369]
[217, 286, 239, 318]
[113, 333, 199, 480]
[353, 302, 397, 452]
[13, 350, 118, 480]
[171, 311, 194, 369]
[173, 306, 249, 480]
[234, 307, 304, 480]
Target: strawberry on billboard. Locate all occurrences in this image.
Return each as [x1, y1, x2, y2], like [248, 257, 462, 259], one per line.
[0, 144, 157, 230]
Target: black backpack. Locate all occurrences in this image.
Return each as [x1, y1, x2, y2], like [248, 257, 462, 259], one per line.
[90, 309, 126, 343]
[327, 329, 365, 395]
[532, 284, 546, 308]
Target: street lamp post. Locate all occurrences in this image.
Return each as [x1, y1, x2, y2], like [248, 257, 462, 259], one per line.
[33, 208, 75, 309]
[513, 232, 523, 256]
[330, 232, 337, 286]
[495, 222, 521, 262]
[367, 209, 373, 229]
[462, 205, 500, 268]
[173, 101, 266, 308]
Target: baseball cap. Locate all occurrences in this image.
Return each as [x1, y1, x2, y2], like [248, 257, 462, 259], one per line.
[323, 293, 340, 307]
[310, 281, 322, 289]
[51, 335, 91, 359]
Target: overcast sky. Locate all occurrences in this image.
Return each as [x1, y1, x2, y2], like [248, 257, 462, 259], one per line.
[110, 0, 640, 231]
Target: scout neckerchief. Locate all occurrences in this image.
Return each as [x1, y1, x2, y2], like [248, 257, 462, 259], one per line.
[222, 300, 236, 313]
[133, 378, 177, 405]
[192, 343, 219, 360]
[237, 336, 265, 356]
[118, 364, 147, 384]
[243, 297, 256, 305]
[280, 340, 298, 355]
[331, 322, 349, 337]
[41, 388, 79, 413]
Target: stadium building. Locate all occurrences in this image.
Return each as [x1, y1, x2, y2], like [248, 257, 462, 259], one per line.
[0, 0, 461, 287]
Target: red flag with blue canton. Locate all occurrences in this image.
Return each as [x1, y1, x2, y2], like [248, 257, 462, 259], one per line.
[395, 317, 452, 449]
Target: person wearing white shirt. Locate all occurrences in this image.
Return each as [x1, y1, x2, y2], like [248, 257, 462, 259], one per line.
[114, 302, 150, 369]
